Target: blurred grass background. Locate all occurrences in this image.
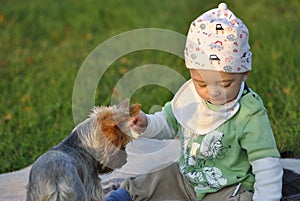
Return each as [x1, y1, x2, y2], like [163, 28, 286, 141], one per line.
[0, 0, 299, 173]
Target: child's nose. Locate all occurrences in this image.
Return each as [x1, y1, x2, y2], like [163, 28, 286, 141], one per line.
[208, 87, 221, 97]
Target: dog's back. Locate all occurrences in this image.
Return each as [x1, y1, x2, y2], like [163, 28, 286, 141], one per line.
[26, 150, 89, 201]
[26, 131, 105, 201]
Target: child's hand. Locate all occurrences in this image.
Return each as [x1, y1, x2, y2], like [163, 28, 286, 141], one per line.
[130, 111, 148, 134]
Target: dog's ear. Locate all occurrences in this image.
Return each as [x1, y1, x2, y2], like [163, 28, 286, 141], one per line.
[99, 111, 116, 127]
[129, 104, 141, 118]
[99, 109, 132, 148]
[117, 99, 130, 110]
[116, 99, 141, 117]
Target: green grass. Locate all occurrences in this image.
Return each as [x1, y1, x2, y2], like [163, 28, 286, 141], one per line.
[0, 0, 299, 173]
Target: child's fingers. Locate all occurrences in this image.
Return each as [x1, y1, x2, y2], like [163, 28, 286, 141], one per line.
[132, 124, 146, 134]
[129, 117, 137, 127]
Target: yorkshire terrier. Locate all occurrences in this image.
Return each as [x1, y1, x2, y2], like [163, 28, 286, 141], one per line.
[26, 100, 140, 201]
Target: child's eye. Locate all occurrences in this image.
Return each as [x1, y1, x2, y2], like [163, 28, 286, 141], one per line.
[197, 83, 206, 88]
[193, 81, 206, 88]
[222, 82, 232, 88]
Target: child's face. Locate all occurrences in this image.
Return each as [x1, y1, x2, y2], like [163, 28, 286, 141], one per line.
[190, 69, 249, 105]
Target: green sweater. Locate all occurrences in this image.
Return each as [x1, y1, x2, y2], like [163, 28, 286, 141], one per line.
[147, 89, 280, 200]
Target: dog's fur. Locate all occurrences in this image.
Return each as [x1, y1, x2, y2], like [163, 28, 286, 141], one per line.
[26, 100, 141, 201]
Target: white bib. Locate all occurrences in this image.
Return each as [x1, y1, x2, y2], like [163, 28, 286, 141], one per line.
[172, 80, 244, 135]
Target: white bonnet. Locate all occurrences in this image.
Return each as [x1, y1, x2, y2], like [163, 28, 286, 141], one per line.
[185, 3, 252, 73]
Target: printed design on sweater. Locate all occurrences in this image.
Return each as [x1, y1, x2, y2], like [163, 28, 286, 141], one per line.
[181, 130, 229, 190]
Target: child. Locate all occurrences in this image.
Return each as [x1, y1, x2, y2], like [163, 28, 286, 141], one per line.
[106, 3, 283, 201]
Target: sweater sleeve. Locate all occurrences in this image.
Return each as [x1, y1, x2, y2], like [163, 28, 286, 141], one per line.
[239, 94, 280, 161]
[251, 157, 283, 201]
[140, 102, 179, 139]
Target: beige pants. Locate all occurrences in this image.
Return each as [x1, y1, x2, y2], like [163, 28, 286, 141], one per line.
[121, 163, 253, 201]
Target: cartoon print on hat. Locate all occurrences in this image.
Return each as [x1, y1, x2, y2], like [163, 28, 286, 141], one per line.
[184, 3, 252, 73]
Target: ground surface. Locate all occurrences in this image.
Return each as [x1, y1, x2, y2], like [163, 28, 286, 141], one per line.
[0, 139, 299, 201]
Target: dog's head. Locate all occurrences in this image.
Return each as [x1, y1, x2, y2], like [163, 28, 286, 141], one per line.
[81, 99, 140, 172]
[98, 99, 141, 149]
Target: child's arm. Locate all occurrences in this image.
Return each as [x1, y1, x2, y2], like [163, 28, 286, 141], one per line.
[251, 157, 283, 201]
